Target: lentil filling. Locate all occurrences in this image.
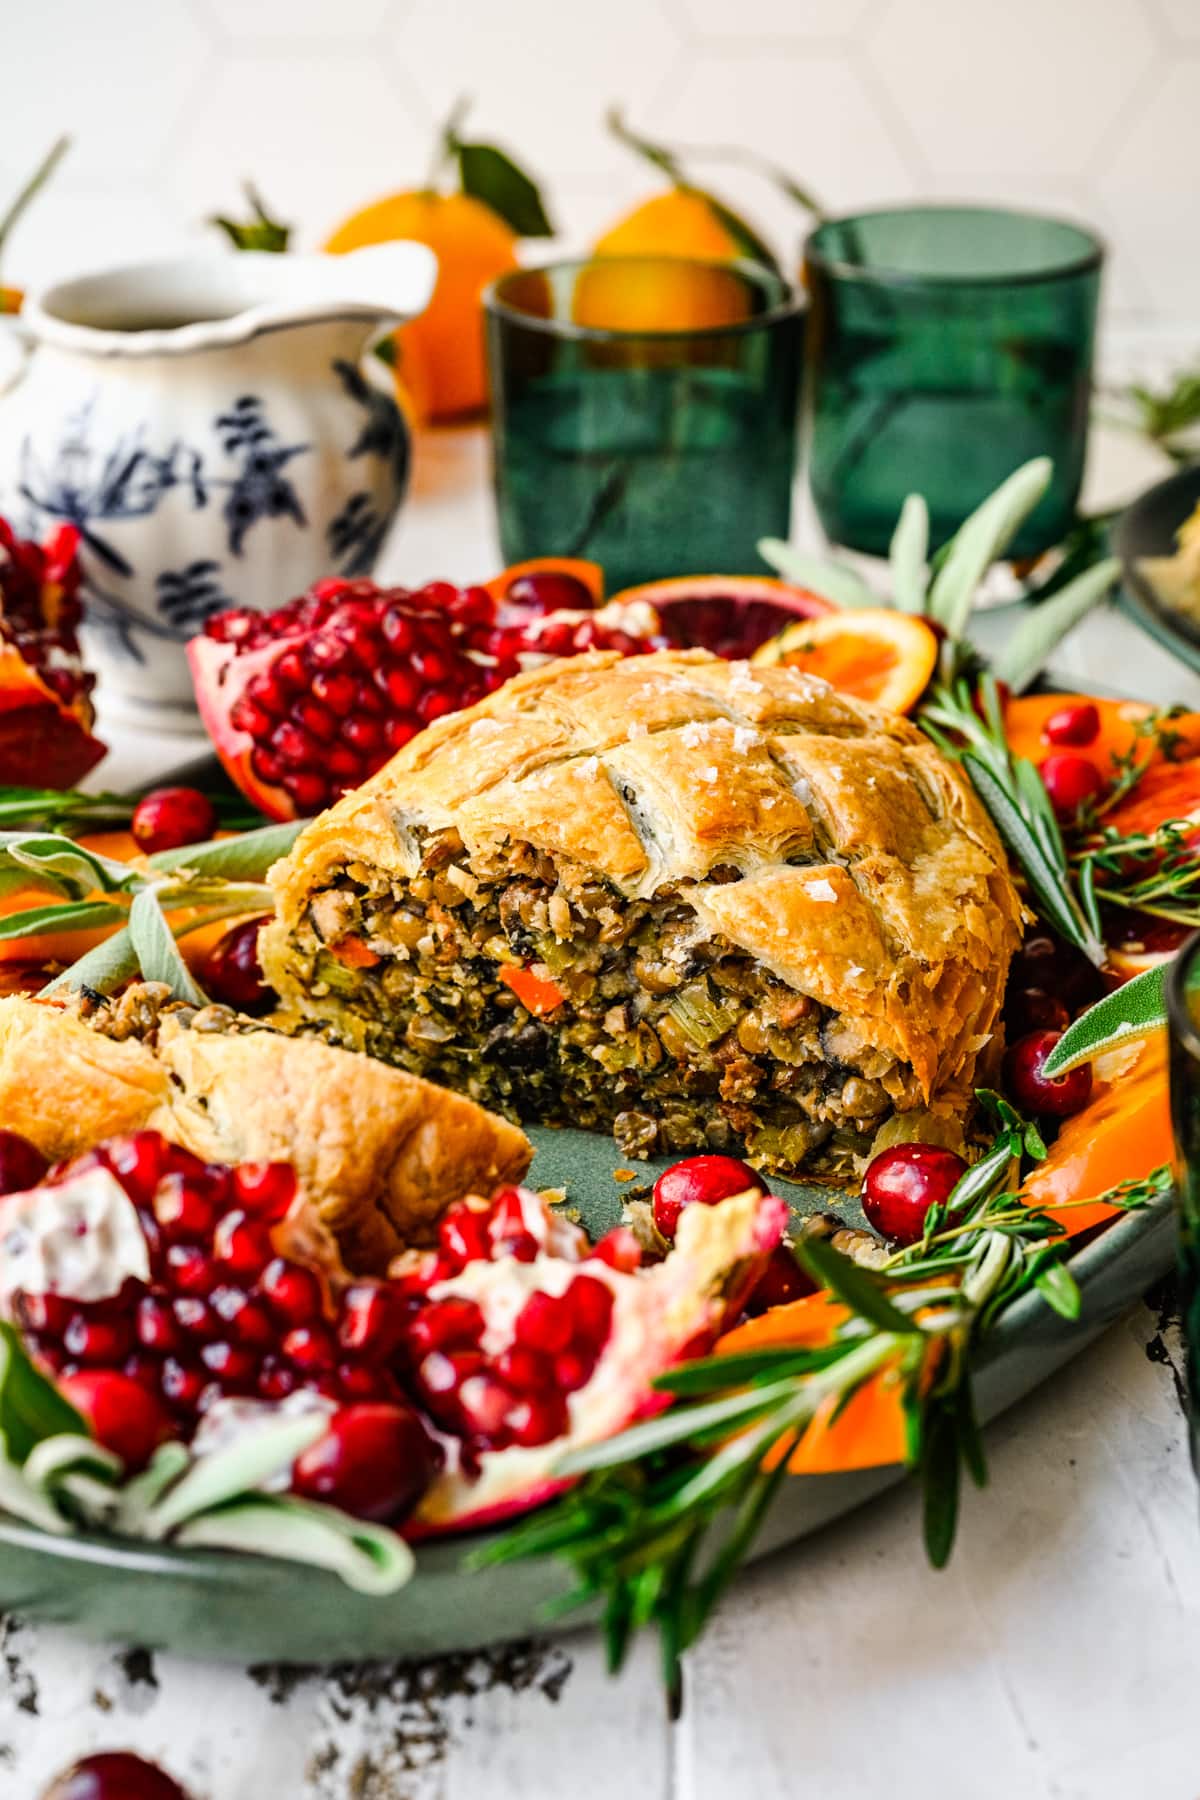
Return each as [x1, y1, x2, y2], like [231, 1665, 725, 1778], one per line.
[285, 827, 926, 1178]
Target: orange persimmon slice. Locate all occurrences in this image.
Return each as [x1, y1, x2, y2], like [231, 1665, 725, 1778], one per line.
[752, 608, 939, 713]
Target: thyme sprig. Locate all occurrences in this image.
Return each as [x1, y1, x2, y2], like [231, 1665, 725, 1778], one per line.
[477, 1104, 1169, 1706]
[920, 675, 1106, 966]
[1072, 818, 1200, 928]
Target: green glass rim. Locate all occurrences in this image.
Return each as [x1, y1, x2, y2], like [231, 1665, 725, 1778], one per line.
[483, 255, 804, 344]
[1165, 930, 1200, 1063]
[803, 203, 1106, 291]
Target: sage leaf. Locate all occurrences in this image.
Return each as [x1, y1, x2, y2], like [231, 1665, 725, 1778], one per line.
[148, 820, 303, 882]
[756, 540, 876, 610]
[920, 1396, 961, 1568]
[926, 458, 1052, 637]
[889, 492, 930, 613]
[42, 926, 140, 996]
[174, 1497, 414, 1594]
[0, 1324, 86, 1463]
[142, 1412, 330, 1537]
[0, 1438, 72, 1533]
[0, 832, 133, 898]
[128, 888, 206, 1006]
[993, 557, 1120, 693]
[1032, 1258, 1082, 1321]
[1041, 965, 1167, 1076]
[0, 900, 128, 943]
[24, 1434, 121, 1492]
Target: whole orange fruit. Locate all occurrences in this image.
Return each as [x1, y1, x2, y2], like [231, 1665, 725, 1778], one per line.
[594, 188, 742, 262]
[325, 190, 519, 422]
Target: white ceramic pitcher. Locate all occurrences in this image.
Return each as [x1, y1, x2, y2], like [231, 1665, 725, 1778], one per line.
[0, 244, 436, 728]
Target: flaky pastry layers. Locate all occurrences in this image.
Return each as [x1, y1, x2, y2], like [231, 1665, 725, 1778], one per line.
[0, 987, 531, 1269]
[264, 651, 1023, 1177]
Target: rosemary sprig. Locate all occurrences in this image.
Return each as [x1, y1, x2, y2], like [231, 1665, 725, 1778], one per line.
[919, 675, 1106, 966]
[478, 1106, 1169, 1703]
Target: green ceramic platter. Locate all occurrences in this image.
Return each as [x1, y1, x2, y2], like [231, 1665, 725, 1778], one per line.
[0, 1123, 1176, 1662]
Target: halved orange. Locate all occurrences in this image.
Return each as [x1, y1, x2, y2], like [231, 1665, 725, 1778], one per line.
[752, 608, 939, 713]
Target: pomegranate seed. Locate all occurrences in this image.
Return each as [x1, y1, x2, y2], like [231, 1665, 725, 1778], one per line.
[553, 1349, 595, 1392]
[232, 695, 274, 738]
[136, 1294, 179, 1353]
[160, 1357, 206, 1411]
[59, 1370, 168, 1469]
[344, 715, 384, 753]
[282, 1323, 337, 1372]
[208, 1285, 274, 1347]
[590, 1227, 642, 1272]
[506, 571, 596, 614]
[504, 1391, 569, 1448]
[292, 698, 338, 742]
[338, 1361, 390, 1401]
[291, 1403, 440, 1522]
[245, 670, 287, 716]
[494, 1344, 553, 1392]
[259, 1257, 322, 1323]
[232, 1161, 295, 1221]
[862, 1145, 968, 1246]
[378, 665, 420, 710]
[458, 1373, 514, 1439]
[123, 1353, 163, 1392]
[338, 1282, 408, 1359]
[14, 1291, 73, 1334]
[385, 717, 419, 752]
[513, 1290, 574, 1355]
[213, 1210, 274, 1280]
[250, 747, 284, 786]
[165, 1244, 218, 1296]
[285, 771, 331, 813]
[438, 1201, 493, 1270]
[1041, 701, 1100, 748]
[652, 1154, 765, 1241]
[405, 1297, 485, 1357]
[154, 1175, 216, 1242]
[203, 916, 275, 1014]
[131, 787, 217, 853]
[418, 690, 458, 724]
[64, 1313, 132, 1365]
[41, 1749, 193, 1800]
[382, 608, 415, 651]
[416, 1348, 483, 1419]
[1003, 1029, 1094, 1119]
[1040, 752, 1105, 819]
[171, 1296, 218, 1340]
[0, 1129, 49, 1196]
[104, 1132, 167, 1203]
[199, 1340, 258, 1386]
[565, 1274, 614, 1350]
[308, 670, 357, 713]
[257, 1356, 297, 1401]
[274, 647, 309, 693]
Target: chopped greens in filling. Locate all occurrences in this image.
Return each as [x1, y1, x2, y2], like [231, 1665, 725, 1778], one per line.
[287, 828, 926, 1178]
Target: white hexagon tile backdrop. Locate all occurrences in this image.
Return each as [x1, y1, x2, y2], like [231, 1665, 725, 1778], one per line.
[1, 0, 1196, 348]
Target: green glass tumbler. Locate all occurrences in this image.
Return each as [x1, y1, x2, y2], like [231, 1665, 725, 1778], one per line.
[804, 205, 1104, 558]
[484, 257, 804, 592]
[1168, 933, 1200, 1480]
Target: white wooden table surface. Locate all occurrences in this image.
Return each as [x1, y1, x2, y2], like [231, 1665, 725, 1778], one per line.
[5, 418, 1200, 1800]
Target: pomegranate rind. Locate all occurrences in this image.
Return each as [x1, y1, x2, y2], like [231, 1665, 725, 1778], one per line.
[411, 1187, 787, 1533]
[187, 633, 298, 823]
[0, 644, 105, 787]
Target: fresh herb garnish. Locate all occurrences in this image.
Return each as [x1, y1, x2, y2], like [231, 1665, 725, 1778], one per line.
[478, 1111, 1169, 1705]
[0, 783, 264, 836]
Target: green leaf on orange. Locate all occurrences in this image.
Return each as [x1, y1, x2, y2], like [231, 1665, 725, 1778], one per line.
[453, 140, 555, 238]
[1040, 965, 1168, 1077]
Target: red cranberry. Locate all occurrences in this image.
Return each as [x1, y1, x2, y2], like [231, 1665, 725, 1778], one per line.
[59, 1371, 169, 1470]
[862, 1144, 968, 1246]
[0, 1128, 49, 1196]
[744, 1243, 815, 1315]
[504, 571, 596, 616]
[1041, 701, 1100, 748]
[131, 787, 218, 853]
[652, 1154, 765, 1241]
[202, 917, 274, 1014]
[291, 1402, 440, 1521]
[1039, 753, 1104, 819]
[1003, 1029, 1093, 1119]
[41, 1750, 192, 1800]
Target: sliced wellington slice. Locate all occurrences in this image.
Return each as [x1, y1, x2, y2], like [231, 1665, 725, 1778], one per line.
[0, 988, 531, 1270]
[264, 652, 1022, 1180]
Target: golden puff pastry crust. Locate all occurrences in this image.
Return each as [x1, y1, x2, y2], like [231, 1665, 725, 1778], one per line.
[265, 650, 1023, 1108]
[0, 994, 531, 1268]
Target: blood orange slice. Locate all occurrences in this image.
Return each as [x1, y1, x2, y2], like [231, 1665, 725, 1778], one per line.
[752, 608, 938, 713]
[607, 575, 834, 659]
